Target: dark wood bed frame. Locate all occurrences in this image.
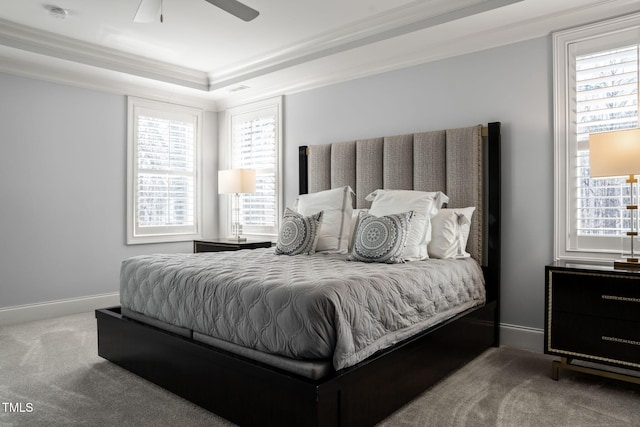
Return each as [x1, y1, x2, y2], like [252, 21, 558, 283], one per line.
[95, 122, 501, 427]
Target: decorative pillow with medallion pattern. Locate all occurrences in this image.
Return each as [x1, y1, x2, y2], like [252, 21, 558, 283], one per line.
[275, 208, 323, 255]
[347, 211, 413, 264]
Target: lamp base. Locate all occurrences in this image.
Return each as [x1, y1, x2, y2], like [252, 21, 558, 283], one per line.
[614, 258, 640, 270]
[227, 235, 247, 242]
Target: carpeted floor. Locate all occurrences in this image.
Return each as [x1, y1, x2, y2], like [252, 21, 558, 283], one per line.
[1, 312, 639, 426]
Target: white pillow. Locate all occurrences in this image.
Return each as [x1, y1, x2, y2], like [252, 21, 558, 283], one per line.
[365, 190, 449, 260]
[294, 186, 354, 254]
[428, 207, 475, 259]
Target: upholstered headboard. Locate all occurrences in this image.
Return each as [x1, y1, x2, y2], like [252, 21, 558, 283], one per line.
[299, 124, 499, 264]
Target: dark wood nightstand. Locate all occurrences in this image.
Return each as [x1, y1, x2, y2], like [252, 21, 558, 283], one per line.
[545, 260, 640, 384]
[193, 238, 273, 253]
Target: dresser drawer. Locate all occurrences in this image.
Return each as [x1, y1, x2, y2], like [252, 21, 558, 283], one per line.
[549, 311, 640, 367]
[549, 269, 640, 322]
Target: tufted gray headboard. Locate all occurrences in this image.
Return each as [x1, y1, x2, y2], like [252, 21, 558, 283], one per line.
[298, 124, 494, 265]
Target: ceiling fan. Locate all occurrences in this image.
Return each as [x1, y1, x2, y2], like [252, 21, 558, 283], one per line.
[134, 0, 259, 23]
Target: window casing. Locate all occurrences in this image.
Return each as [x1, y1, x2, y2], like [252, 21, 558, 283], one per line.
[554, 13, 640, 261]
[127, 97, 203, 244]
[225, 97, 282, 237]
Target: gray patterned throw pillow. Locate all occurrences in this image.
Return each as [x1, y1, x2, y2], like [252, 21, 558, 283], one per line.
[347, 211, 413, 264]
[275, 208, 323, 255]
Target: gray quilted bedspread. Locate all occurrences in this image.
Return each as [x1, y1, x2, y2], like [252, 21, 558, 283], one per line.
[120, 248, 485, 370]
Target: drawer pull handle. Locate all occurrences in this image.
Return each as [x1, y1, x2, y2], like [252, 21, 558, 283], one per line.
[602, 295, 640, 303]
[602, 336, 640, 347]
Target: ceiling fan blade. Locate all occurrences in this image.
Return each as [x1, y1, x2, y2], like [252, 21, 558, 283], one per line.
[205, 0, 259, 22]
[134, 0, 162, 23]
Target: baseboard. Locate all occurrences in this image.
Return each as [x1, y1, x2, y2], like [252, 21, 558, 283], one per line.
[499, 323, 544, 353]
[0, 292, 120, 326]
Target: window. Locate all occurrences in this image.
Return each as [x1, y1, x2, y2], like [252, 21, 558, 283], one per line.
[225, 97, 282, 237]
[127, 97, 203, 244]
[554, 13, 640, 261]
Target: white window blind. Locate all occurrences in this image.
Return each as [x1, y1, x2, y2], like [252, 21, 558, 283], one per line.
[228, 98, 282, 237]
[127, 97, 202, 244]
[575, 46, 638, 238]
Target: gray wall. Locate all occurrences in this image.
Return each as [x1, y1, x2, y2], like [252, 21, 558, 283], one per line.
[0, 73, 217, 309]
[284, 36, 554, 330]
[0, 35, 554, 333]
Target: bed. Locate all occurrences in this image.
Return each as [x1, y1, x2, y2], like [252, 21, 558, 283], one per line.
[96, 121, 501, 426]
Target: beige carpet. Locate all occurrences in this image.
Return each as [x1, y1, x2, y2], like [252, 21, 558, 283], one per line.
[1, 312, 639, 426]
[379, 343, 640, 427]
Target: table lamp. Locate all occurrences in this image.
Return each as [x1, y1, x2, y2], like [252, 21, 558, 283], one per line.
[589, 128, 640, 269]
[218, 169, 256, 241]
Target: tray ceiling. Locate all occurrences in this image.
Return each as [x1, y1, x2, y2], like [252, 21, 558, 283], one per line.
[0, 0, 638, 108]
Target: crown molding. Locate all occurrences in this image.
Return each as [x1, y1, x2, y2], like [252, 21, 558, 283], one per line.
[207, 0, 523, 90]
[212, 0, 638, 93]
[216, 0, 640, 109]
[0, 47, 218, 110]
[0, 1, 521, 94]
[1, 0, 638, 110]
[0, 17, 209, 91]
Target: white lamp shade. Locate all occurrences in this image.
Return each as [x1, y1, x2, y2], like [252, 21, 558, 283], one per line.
[218, 169, 256, 194]
[589, 129, 640, 178]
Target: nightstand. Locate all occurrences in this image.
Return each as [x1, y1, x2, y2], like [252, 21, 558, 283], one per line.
[194, 238, 273, 253]
[545, 260, 640, 384]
